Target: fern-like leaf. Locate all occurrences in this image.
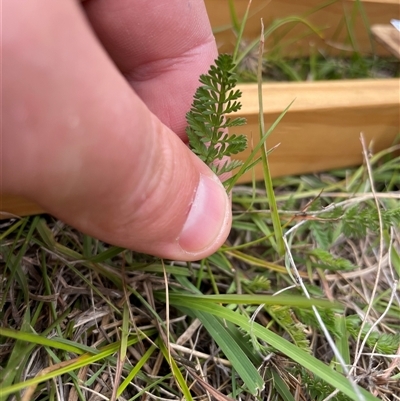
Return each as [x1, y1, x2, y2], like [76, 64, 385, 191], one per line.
[308, 249, 356, 271]
[267, 305, 311, 352]
[346, 315, 400, 354]
[186, 54, 247, 185]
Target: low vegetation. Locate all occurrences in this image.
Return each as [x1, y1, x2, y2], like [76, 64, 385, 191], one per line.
[1, 3, 399, 400]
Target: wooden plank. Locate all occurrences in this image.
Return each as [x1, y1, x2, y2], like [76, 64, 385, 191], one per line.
[232, 78, 400, 182]
[206, 0, 400, 57]
[371, 24, 400, 59]
[1, 78, 399, 218]
[0, 195, 44, 219]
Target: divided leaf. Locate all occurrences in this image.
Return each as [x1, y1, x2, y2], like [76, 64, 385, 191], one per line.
[186, 54, 247, 181]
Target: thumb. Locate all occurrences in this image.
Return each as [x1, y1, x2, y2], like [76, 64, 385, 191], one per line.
[3, 0, 231, 261]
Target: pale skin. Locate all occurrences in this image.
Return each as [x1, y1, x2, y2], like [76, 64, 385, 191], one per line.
[2, 0, 231, 261]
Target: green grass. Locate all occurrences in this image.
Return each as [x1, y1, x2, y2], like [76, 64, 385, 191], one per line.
[237, 53, 400, 82]
[1, 143, 399, 400]
[1, 2, 400, 400]
[228, 0, 400, 82]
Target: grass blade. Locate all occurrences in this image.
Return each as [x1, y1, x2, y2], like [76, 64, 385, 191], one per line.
[194, 310, 264, 395]
[117, 343, 157, 397]
[0, 327, 97, 355]
[0, 330, 156, 398]
[225, 100, 294, 192]
[270, 368, 296, 401]
[257, 21, 284, 255]
[158, 338, 194, 401]
[232, 0, 252, 63]
[168, 298, 379, 401]
[157, 292, 338, 309]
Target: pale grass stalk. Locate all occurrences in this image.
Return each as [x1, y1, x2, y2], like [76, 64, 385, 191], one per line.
[107, 363, 117, 401]
[55, 375, 63, 401]
[65, 384, 109, 401]
[272, 284, 297, 296]
[23, 348, 43, 382]
[384, 227, 400, 305]
[361, 352, 400, 358]
[72, 309, 110, 328]
[21, 358, 77, 401]
[161, 259, 171, 366]
[188, 328, 213, 401]
[323, 135, 398, 401]
[169, 344, 231, 367]
[181, 319, 201, 390]
[381, 343, 400, 378]
[323, 388, 341, 401]
[324, 257, 389, 281]
[283, 222, 366, 401]
[249, 284, 298, 340]
[241, 192, 400, 217]
[350, 134, 386, 375]
[176, 318, 202, 345]
[233, 188, 400, 201]
[355, 281, 397, 361]
[249, 303, 265, 329]
[94, 315, 186, 336]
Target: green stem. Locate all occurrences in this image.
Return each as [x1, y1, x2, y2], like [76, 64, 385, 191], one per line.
[257, 22, 285, 256]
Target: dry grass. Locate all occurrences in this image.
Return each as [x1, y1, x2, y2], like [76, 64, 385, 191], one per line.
[1, 138, 399, 400]
[2, 6, 400, 398]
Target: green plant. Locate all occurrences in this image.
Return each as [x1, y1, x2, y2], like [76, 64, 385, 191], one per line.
[186, 53, 247, 183]
[2, 1, 399, 399]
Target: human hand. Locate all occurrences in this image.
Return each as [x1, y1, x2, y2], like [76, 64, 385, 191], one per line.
[3, 0, 231, 261]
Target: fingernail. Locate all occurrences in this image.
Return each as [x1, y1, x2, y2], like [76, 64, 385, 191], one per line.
[178, 174, 230, 254]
